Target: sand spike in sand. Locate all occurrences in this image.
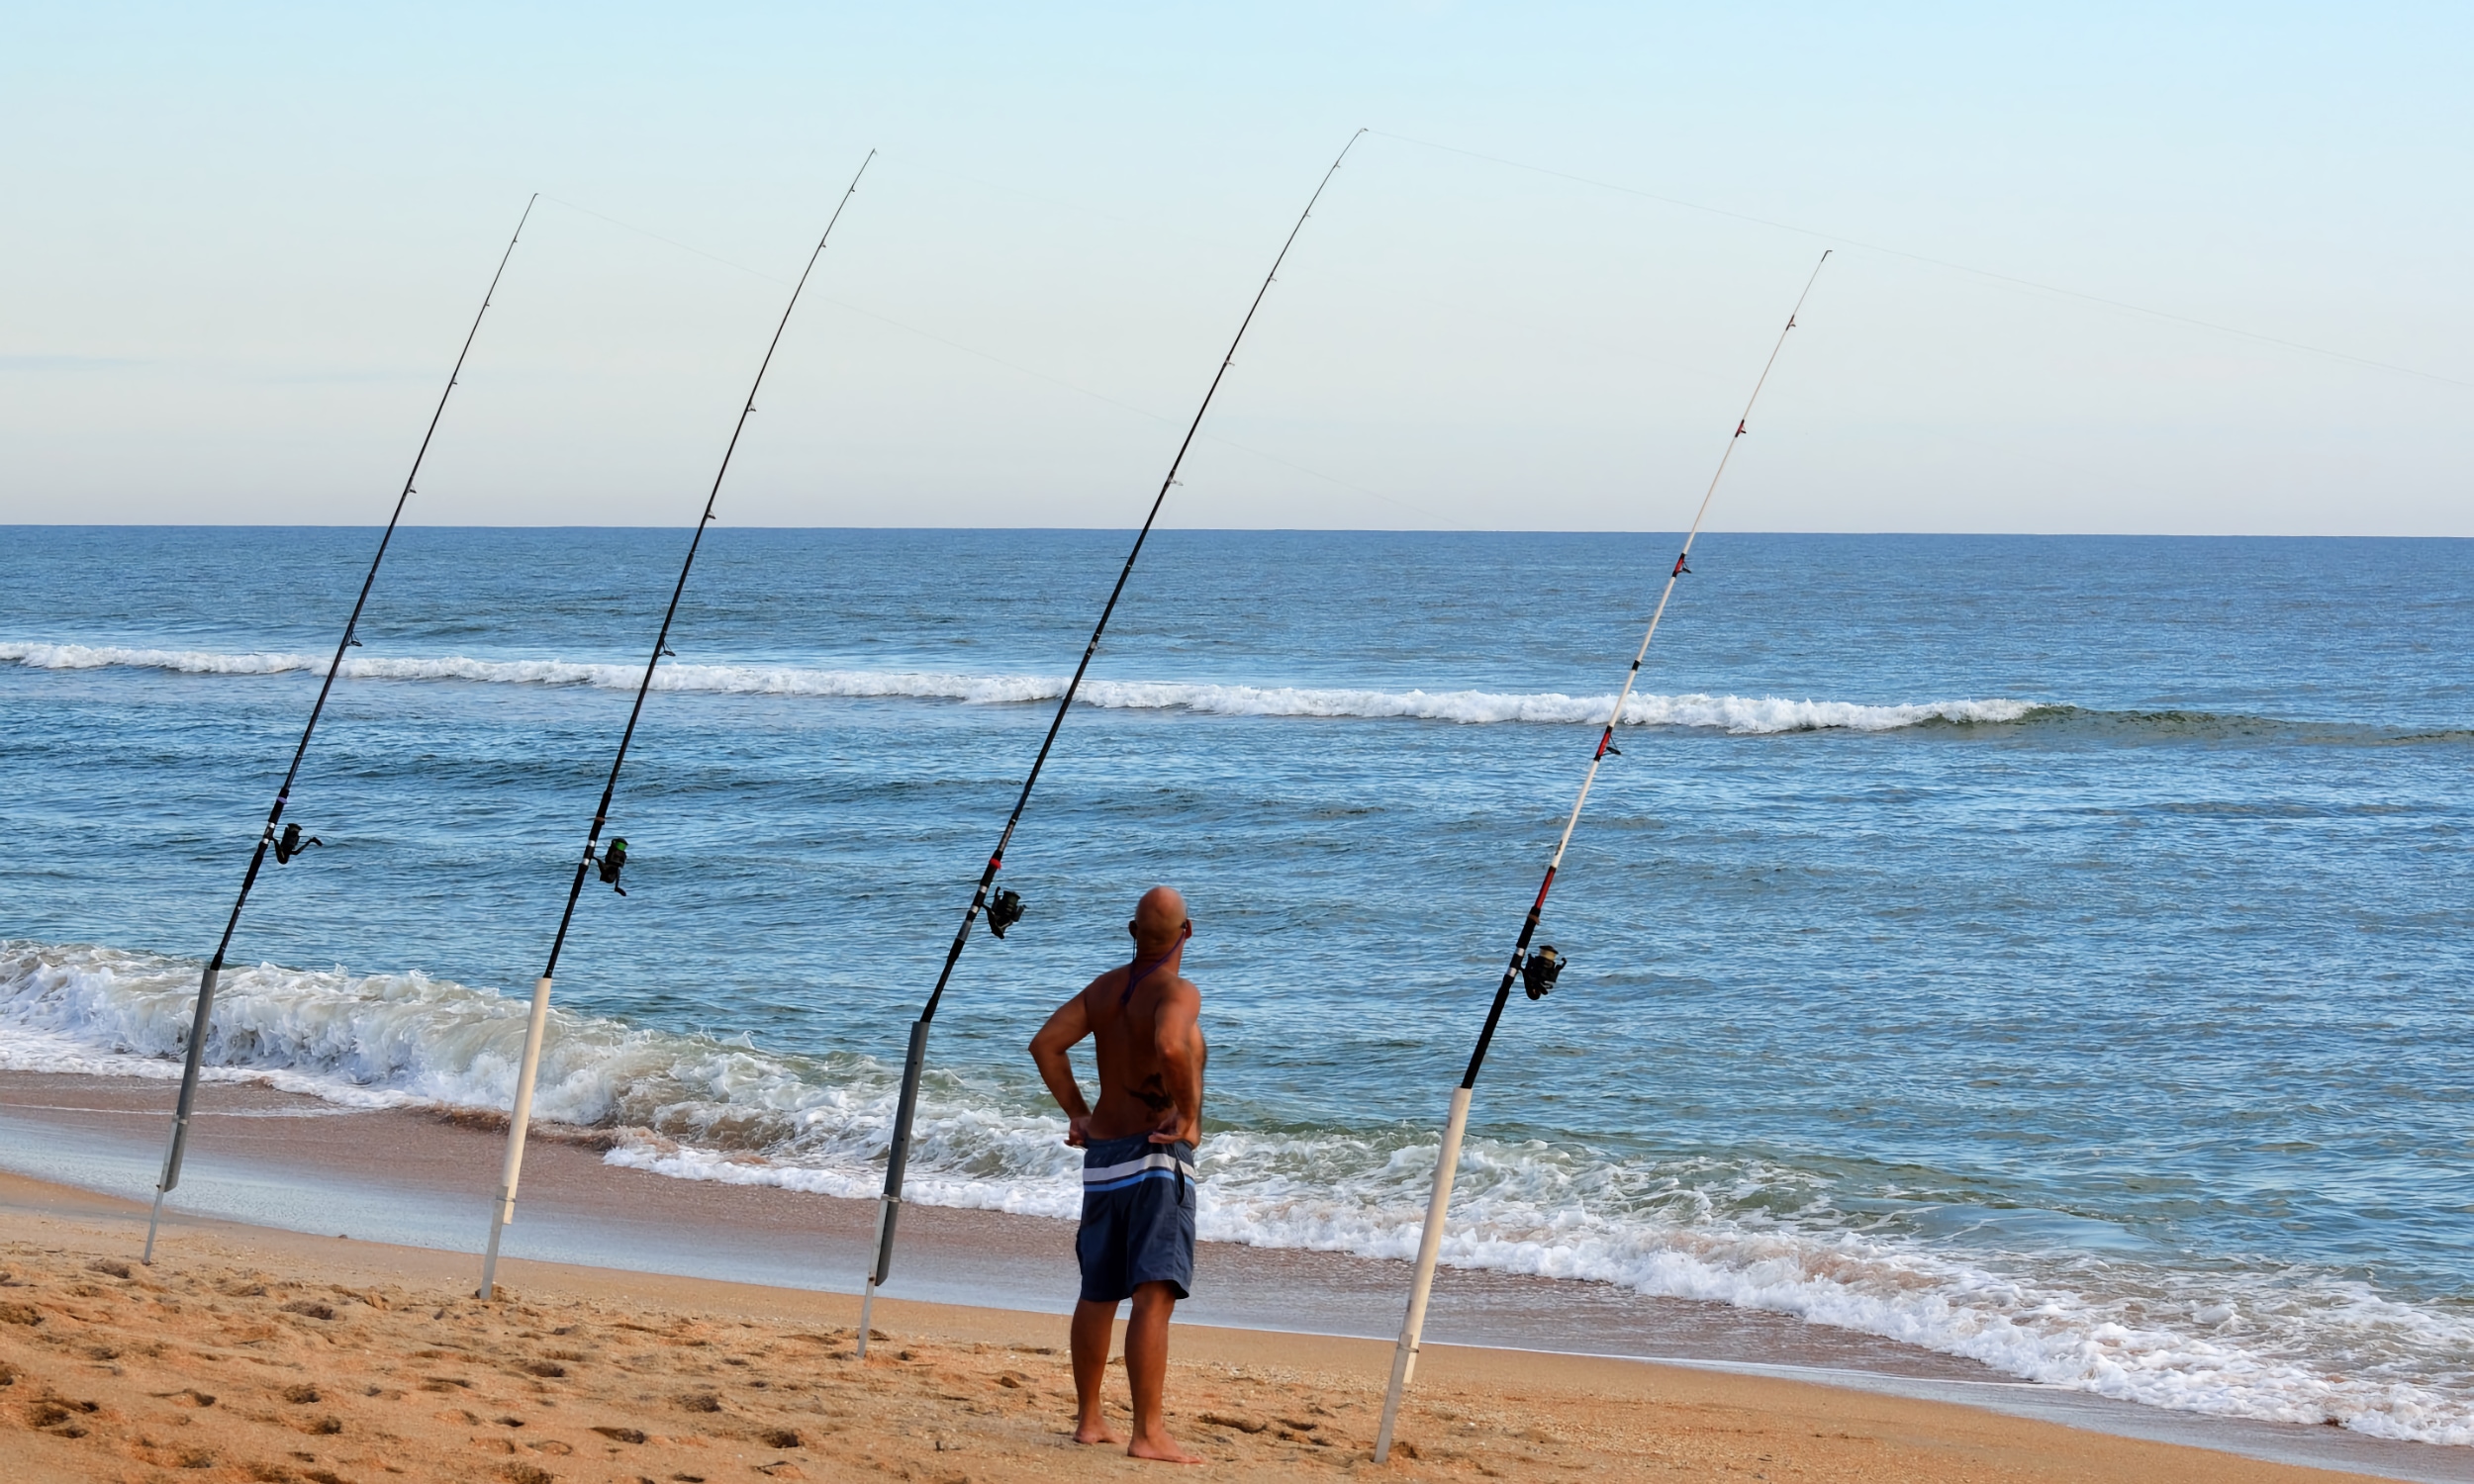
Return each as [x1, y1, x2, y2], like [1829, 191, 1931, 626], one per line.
[1374, 250, 1832, 1461]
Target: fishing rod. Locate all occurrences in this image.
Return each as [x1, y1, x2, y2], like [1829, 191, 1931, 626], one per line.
[141, 195, 539, 1265]
[1372, 250, 1831, 1462]
[476, 153, 874, 1300]
[853, 131, 1366, 1355]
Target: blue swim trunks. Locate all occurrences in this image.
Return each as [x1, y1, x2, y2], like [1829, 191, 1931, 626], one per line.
[1076, 1131, 1197, 1304]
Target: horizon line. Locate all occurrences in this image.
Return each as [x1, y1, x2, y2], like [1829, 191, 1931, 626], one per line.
[1, 523, 2467, 541]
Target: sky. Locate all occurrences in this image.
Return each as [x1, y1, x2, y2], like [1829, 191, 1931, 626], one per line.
[2, 2, 2466, 533]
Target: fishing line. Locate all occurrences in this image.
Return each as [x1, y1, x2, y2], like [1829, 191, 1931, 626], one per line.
[550, 183, 1457, 527]
[474, 151, 874, 1301]
[1371, 250, 1832, 1463]
[1372, 129, 2465, 391]
[804, 295, 1467, 528]
[540, 194, 796, 288]
[852, 131, 1368, 1355]
[140, 194, 538, 1265]
[910, 148, 1737, 403]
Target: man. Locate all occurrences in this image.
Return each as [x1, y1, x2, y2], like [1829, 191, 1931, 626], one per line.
[1028, 885, 1206, 1464]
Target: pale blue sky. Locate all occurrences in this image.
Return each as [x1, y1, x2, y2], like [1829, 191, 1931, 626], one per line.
[3, 3, 2466, 531]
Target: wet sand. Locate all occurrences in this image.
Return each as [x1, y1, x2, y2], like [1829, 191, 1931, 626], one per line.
[0, 1071, 2014, 1374]
[0, 1170, 2428, 1484]
[2, 1068, 2466, 1482]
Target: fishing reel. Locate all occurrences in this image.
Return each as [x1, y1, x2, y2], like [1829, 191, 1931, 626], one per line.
[986, 888, 1025, 939]
[594, 837, 629, 896]
[1520, 945, 1565, 1000]
[271, 822, 324, 865]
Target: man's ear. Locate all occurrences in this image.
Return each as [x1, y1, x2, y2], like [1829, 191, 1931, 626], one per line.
[1128, 920, 1138, 937]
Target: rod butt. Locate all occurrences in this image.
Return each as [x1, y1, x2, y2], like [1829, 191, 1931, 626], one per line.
[856, 1277, 878, 1359]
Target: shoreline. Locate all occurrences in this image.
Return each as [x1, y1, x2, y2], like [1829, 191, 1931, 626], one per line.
[0, 1069, 2008, 1374]
[0, 1167, 2439, 1484]
[4, 1068, 2468, 1480]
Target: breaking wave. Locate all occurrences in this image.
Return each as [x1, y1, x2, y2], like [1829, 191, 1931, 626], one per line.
[4, 938, 2471, 1445]
[0, 641, 2038, 734]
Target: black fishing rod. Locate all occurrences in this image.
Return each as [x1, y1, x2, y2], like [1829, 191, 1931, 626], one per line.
[1372, 251, 1832, 1462]
[476, 152, 873, 1300]
[141, 196, 539, 1264]
[853, 132, 1367, 1352]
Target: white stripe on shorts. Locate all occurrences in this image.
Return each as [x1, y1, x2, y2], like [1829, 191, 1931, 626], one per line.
[1083, 1150, 1199, 1185]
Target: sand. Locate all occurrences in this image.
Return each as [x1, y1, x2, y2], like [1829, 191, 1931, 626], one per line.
[0, 1170, 2419, 1484]
[0, 1071, 2014, 1385]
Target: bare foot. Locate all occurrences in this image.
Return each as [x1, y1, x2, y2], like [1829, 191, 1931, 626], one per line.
[1127, 1431, 1206, 1463]
[1074, 1418, 1124, 1445]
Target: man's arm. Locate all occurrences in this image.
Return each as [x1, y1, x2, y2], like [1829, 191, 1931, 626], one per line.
[1028, 988, 1095, 1146]
[1148, 981, 1204, 1147]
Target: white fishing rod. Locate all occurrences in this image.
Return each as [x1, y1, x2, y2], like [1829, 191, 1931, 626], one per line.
[1373, 250, 1830, 1462]
[475, 152, 873, 1300]
[142, 195, 537, 1264]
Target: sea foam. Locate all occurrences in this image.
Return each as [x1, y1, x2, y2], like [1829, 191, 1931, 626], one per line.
[0, 642, 2039, 734]
[4, 939, 2470, 1444]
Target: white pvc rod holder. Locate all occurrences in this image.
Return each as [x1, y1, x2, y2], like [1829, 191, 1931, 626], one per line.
[1374, 1084, 1473, 1463]
[478, 974, 554, 1298]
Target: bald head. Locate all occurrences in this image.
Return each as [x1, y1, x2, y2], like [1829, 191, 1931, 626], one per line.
[1130, 886, 1189, 955]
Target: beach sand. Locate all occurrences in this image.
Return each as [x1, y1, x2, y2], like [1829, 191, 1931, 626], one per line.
[0, 1170, 2414, 1484]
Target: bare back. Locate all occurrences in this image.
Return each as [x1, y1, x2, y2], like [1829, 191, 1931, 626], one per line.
[1078, 963, 1205, 1141]
[1028, 884, 1208, 1152]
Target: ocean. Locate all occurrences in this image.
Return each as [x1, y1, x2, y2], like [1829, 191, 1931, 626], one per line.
[2, 525, 2468, 1446]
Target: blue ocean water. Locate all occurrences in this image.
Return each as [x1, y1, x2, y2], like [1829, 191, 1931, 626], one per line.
[2, 525, 2469, 1440]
